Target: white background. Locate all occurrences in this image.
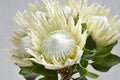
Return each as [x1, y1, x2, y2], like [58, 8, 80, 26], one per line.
[0, 0, 120, 80]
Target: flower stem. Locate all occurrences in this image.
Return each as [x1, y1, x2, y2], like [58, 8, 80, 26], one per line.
[58, 67, 73, 80]
[63, 77, 70, 80]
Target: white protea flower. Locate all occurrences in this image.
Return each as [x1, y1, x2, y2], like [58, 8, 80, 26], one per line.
[10, 0, 89, 70]
[9, 29, 33, 67]
[88, 5, 120, 47]
[61, 0, 120, 48]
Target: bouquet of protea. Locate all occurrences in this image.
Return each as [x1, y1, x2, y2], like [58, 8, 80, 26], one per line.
[9, 0, 120, 80]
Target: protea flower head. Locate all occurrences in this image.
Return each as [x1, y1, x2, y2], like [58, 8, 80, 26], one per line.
[10, 0, 89, 70]
[87, 5, 120, 47]
[9, 29, 33, 67]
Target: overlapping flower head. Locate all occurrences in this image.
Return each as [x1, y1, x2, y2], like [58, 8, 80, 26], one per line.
[10, 0, 89, 69]
[9, 0, 120, 70]
[87, 4, 120, 48]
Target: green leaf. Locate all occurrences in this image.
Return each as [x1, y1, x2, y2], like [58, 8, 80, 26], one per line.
[76, 65, 88, 76]
[23, 74, 38, 80]
[39, 76, 57, 80]
[95, 41, 118, 56]
[39, 77, 47, 80]
[19, 67, 38, 80]
[19, 67, 32, 75]
[80, 77, 87, 80]
[73, 77, 87, 80]
[80, 59, 88, 68]
[81, 23, 87, 33]
[47, 76, 58, 80]
[92, 53, 120, 72]
[80, 68, 88, 76]
[32, 65, 58, 80]
[83, 48, 93, 55]
[86, 72, 99, 78]
[74, 15, 79, 25]
[32, 65, 57, 76]
[85, 36, 96, 50]
[92, 55, 106, 62]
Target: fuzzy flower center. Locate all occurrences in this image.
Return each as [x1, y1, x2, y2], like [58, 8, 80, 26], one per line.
[42, 31, 76, 62]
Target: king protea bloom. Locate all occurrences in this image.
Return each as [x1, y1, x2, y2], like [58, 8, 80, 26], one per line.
[9, 0, 89, 70]
[87, 1, 120, 47]
[9, 29, 33, 67]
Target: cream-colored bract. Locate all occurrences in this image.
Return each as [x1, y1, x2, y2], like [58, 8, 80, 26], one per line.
[9, 30, 33, 67]
[10, 0, 89, 69]
[88, 16, 120, 47]
[9, 0, 120, 69]
[85, 2, 120, 48]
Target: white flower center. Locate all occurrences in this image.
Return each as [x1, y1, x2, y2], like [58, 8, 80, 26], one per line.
[42, 31, 76, 62]
[20, 36, 32, 57]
